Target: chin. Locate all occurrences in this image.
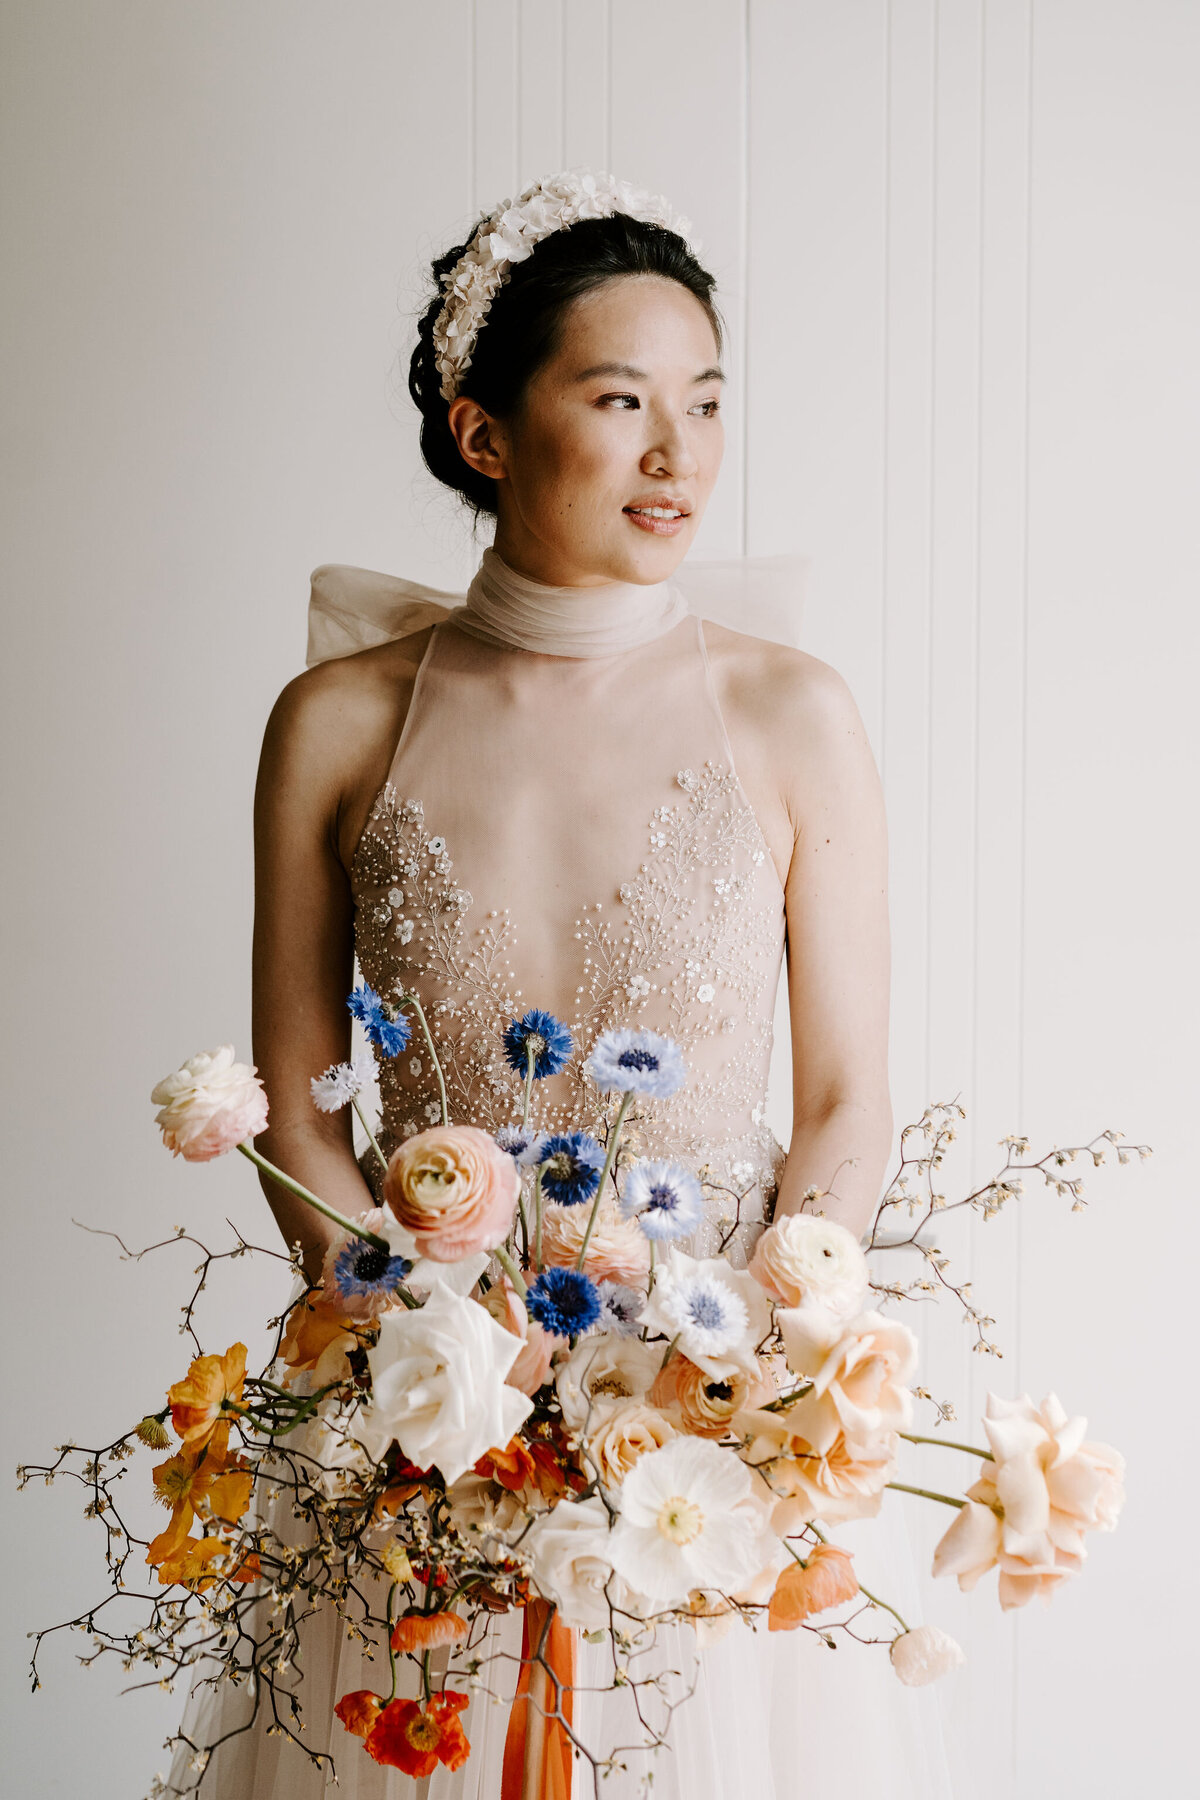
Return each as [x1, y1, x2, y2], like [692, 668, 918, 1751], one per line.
[608, 530, 695, 586]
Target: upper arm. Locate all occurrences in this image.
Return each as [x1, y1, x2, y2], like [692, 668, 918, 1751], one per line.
[778, 657, 892, 1126]
[251, 666, 362, 1156]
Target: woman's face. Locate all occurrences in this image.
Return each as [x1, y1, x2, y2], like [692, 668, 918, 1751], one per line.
[454, 275, 725, 588]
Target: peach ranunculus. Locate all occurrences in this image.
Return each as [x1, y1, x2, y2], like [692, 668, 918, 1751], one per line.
[776, 1309, 917, 1455]
[889, 1624, 966, 1685]
[768, 1543, 859, 1628]
[931, 1391, 1125, 1611]
[151, 1046, 269, 1162]
[738, 1401, 897, 1526]
[650, 1355, 769, 1440]
[481, 1277, 563, 1396]
[167, 1344, 248, 1452]
[748, 1214, 869, 1318]
[540, 1197, 650, 1286]
[583, 1397, 676, 1489]
[384, 1125, 518, 1261]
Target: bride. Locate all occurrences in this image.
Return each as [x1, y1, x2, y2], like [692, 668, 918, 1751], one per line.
[170, 171, 953, 1798]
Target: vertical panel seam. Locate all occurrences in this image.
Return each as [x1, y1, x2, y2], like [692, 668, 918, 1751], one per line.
[924, 0, 941, 1101]
[741, 0, 751, 556]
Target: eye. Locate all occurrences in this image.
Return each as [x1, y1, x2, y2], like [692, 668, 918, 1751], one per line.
[689, 398, 721, 418]
[596, 392, 640, 410]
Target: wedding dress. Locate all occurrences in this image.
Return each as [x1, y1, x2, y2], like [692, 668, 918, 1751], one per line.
[168, 548, 953, 1799]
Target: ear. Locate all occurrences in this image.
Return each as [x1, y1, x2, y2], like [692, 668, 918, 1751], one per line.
[446, 396, 509, 484]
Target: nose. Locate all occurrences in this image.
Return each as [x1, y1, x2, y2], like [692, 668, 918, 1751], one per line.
[641, 412, 699, 481]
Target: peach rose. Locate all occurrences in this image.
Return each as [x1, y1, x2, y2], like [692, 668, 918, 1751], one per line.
[151, 1045, 269, 1162]
[384, 1125, 518, 1261]
[481, 1277, 563, 1396]
[651, 1355, 767, 1440]
[749, 1214, 869, 1317]
[777, 1309, 917, 1455]
[738, 1402, 896, 1525]
[540, 1198, 650, 1285]
[931, 1391, 1123, 1611]
[584, 1397, 676, 1488]
[889, 1625, 965, 1686]
[768, 1543, 859, 1628]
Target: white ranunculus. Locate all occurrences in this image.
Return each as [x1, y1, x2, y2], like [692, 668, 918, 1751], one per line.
[555, 1334, 663, 1434]
[358, 1280, 532, 1483]
[607, 1436, 781, 1607]
[639, 1248, 773, 1378]
[523, 1495, 642, 1631]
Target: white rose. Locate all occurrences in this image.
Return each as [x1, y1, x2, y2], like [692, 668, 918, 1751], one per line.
[359, 1281, 533, 1483]
[777, 1309, 918, 1453]
[524, 1495, 639, 1631]
[444, 1472, 532, 1551]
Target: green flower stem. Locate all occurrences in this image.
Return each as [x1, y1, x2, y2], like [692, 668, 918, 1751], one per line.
[493, 1243, 528, 1298]
[575, 1090, 634, 1271]
[648, 1240, 657, 1292]
[523, 1045, 536, 1130]
[516, 1190, 530, 1262]
[422, 1649, 433, 1704]
[899, 1430, 993, 1460]
[237, 1143, 389, 1249]
[886, 1480, 967, 1510]
[533, 1165, 545, 1272]
[386, 1581, 399, 1701]
[352, 1096, 388, 1171]
[400, 991, 449, 1127]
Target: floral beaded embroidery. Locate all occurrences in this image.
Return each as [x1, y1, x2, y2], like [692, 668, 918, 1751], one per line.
[350, 760, 786, 1259]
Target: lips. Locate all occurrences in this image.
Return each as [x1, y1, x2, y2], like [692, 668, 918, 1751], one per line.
[623, 498, 692, 536]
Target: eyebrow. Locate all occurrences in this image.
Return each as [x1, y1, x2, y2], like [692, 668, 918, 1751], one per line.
[574, 361, 726, 384]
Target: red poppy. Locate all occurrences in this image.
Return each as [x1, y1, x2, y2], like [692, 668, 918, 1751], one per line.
[364, 1691, 471, 1775]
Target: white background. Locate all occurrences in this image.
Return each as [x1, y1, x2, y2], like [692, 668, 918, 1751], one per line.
[2, 4, 1196, 1796]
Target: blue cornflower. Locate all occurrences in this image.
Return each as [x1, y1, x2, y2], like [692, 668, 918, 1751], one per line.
[585, 1027, 687, 1099]
[593, 1280, 645, 1336]
[537, 1131, 606, 1207]
[620, 1160, 705, 1241]
[347, 983, 411, 1058]
[525, 1266, 602, 1338]
[503, 1009, 573, 1081]
[495, 1126, 549, 1167]
[327, 1238, 413, 1311]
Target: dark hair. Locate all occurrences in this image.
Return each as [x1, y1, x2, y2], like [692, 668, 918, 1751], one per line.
[408, 213, 722, 518]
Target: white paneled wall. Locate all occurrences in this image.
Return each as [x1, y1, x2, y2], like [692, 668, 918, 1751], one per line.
[2, 5, 1195, 1797]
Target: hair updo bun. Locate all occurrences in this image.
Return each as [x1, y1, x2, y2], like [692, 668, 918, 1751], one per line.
[408, 213, 722, 519]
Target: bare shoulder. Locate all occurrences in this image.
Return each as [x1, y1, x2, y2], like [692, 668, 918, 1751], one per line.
[700, 619, 865, 752]
[699, 618, 881, 862]
[257, 628, 435, 871]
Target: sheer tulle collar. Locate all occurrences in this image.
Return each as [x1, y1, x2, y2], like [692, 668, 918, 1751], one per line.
[453, 545, 689, 658]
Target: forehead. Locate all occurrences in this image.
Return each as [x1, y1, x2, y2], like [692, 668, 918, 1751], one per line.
[550, 275, 720, 375]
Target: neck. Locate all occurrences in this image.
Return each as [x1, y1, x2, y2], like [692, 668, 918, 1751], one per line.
[453, 545, 689, 658]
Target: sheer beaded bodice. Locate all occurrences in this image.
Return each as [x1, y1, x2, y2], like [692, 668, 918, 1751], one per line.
[349, 556, 788, 1262]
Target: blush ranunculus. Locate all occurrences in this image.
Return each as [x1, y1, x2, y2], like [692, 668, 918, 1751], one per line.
[384, 1126, 518, 1261]
[151, 1046, 269, 1162]
[748, 1214, 869, 1316]
[767, 1543, 859, 1628]
[650, 1355, 768, 1440]
[540, 1196, 651, 1285]
[889, 1625, 966, 1685]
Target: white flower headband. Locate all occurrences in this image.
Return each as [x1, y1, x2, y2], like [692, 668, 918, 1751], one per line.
[432, 168, 694, 403]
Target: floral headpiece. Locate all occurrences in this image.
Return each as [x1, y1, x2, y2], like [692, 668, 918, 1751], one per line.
[432, 168, 694, 403]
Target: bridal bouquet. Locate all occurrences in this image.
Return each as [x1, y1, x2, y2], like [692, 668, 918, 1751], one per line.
[22, 986, 1138, 1797]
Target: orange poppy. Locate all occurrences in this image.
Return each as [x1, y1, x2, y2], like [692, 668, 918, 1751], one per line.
[335, 1689, 385, 1739]
[474, 1438, 536, 1492]
[768, 1544, 859, 1630]
[389, 1610, 469, 1655]
[148, 1443, 252, 1568]
[364, 1691, 471, 1775]
[152, 1534, 259, 1591]
[167, 1344, 248, 1451]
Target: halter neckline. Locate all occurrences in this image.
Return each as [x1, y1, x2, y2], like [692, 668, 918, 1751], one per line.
[451, 546, 690, 658]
